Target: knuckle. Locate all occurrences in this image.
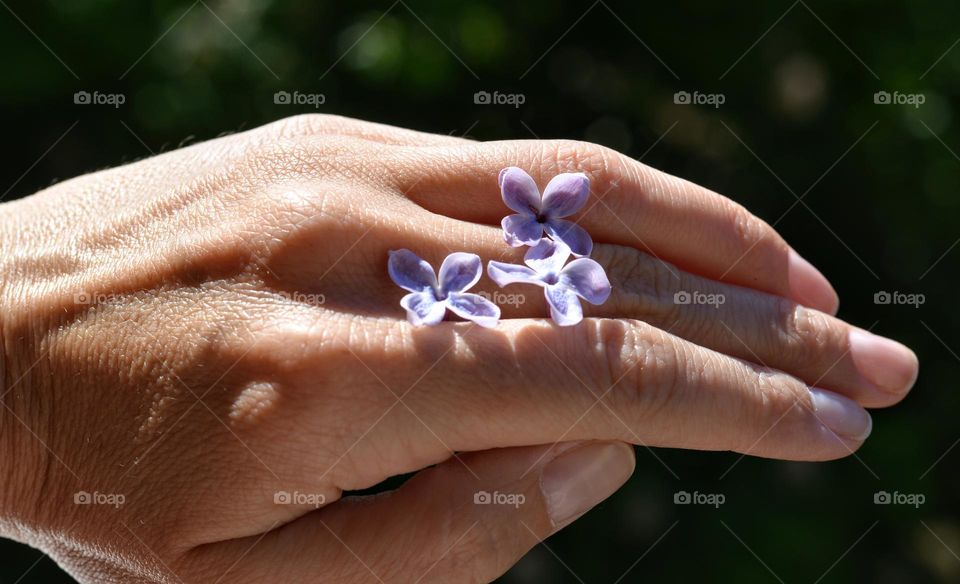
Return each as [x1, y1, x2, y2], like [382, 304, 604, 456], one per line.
[184, 136, 318, 196]
[230, 128, 383, 189]
[264, 113, 343, 137]
[743, 367, 808, 447]
[250, 137, 317, 175]
[437, 514, 503, 581]
[591, 319, 632, 388]
[727, 204, 768, 250]
[548, 139, 629, 194]
[602, 246, 677, 320]
[248, 135, 355, 178]
[777, 301, 834, 373]
[722, 205, 791, 275]
[612, 321, 683, 423]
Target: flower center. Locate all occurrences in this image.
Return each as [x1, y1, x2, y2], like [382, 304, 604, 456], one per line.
[542, 272, 559, 286]
[528, 204, 546, 223]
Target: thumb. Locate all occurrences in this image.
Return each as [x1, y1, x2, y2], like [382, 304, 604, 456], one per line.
[197, 441, 635, 583]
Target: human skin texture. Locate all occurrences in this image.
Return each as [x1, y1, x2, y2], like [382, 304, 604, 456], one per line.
[0, 115, 918, 583]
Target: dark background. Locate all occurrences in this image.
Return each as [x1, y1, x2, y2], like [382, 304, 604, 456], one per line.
[0, 0, 957, 582]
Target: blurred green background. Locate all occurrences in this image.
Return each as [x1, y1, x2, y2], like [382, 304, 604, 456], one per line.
[0, 0, 957, 582]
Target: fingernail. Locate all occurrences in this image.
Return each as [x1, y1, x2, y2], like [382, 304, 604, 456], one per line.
[787, 248, 839, 315]
[540, 442, 635, 529]
[809, 388, 873, 441]
[849, 328, 919, 395]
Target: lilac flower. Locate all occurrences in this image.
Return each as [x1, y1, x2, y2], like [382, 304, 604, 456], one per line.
[388, 249, 500, 328]
[487, 239, 611, 326]
[499, 167, 593, 257]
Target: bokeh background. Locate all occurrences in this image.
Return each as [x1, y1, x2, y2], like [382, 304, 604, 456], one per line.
[0, 0, 957, 581]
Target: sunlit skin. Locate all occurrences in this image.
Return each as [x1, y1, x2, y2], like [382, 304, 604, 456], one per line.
[0, 115, 917, 583]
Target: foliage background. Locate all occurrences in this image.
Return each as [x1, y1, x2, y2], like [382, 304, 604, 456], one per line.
[0, 0, 957, 581]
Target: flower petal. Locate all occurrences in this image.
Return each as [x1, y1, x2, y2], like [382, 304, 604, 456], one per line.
[541, 172, 589, 218]
[502, 214, 544, 247]
[544, 219, 593, 257]
[446, 292, 501, 328]
[499, 167, 541, 214]
[438, 252, 482, 294]
[388, 249, 438, 293]
[487, 261, 543, 287]
[545, 285, 584, 326]
[560, 258, 611, 305]
[400, 291, 446, 326]
[524, 238, 570, 274]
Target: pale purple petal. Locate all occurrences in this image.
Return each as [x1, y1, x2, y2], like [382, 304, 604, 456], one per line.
[446, 292, 501, 328]
[560, 258, 611, 305]
[400, 291, 446, 326]
[438, 252, 482, 294]
[544, 285, 583, 326]
[502, 214, 544, 247]
[388, 249, 438, 293]
[499, 167, 541, 215]
[487, 261, 543, 288]
[541, 173, 589, 218]
[544, 219, 593, 257]
[524, 238, 570, 275]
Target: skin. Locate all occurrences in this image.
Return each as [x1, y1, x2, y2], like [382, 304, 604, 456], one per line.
[0, 115, 918, 583]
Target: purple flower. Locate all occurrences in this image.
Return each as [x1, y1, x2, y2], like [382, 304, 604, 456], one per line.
[388, 249, 500, 328]
[487, 239, 611, 326]
[499, 167, 594, 257]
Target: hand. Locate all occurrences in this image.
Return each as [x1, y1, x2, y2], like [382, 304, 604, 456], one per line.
[0, 115, 917, 583]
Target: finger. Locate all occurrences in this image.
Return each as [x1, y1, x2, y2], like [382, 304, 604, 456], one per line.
[319, 209, 914, 409]
[361, 317, 870, 459]
[247, 307, 872, 507]
[194, 441, 635, 584]
[388, 140, 839, 313]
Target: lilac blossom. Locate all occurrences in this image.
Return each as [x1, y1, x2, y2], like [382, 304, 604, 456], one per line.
[388, 249, 500, 328]
[499, 167, 593, 256]
[487, 239, 611, 326]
